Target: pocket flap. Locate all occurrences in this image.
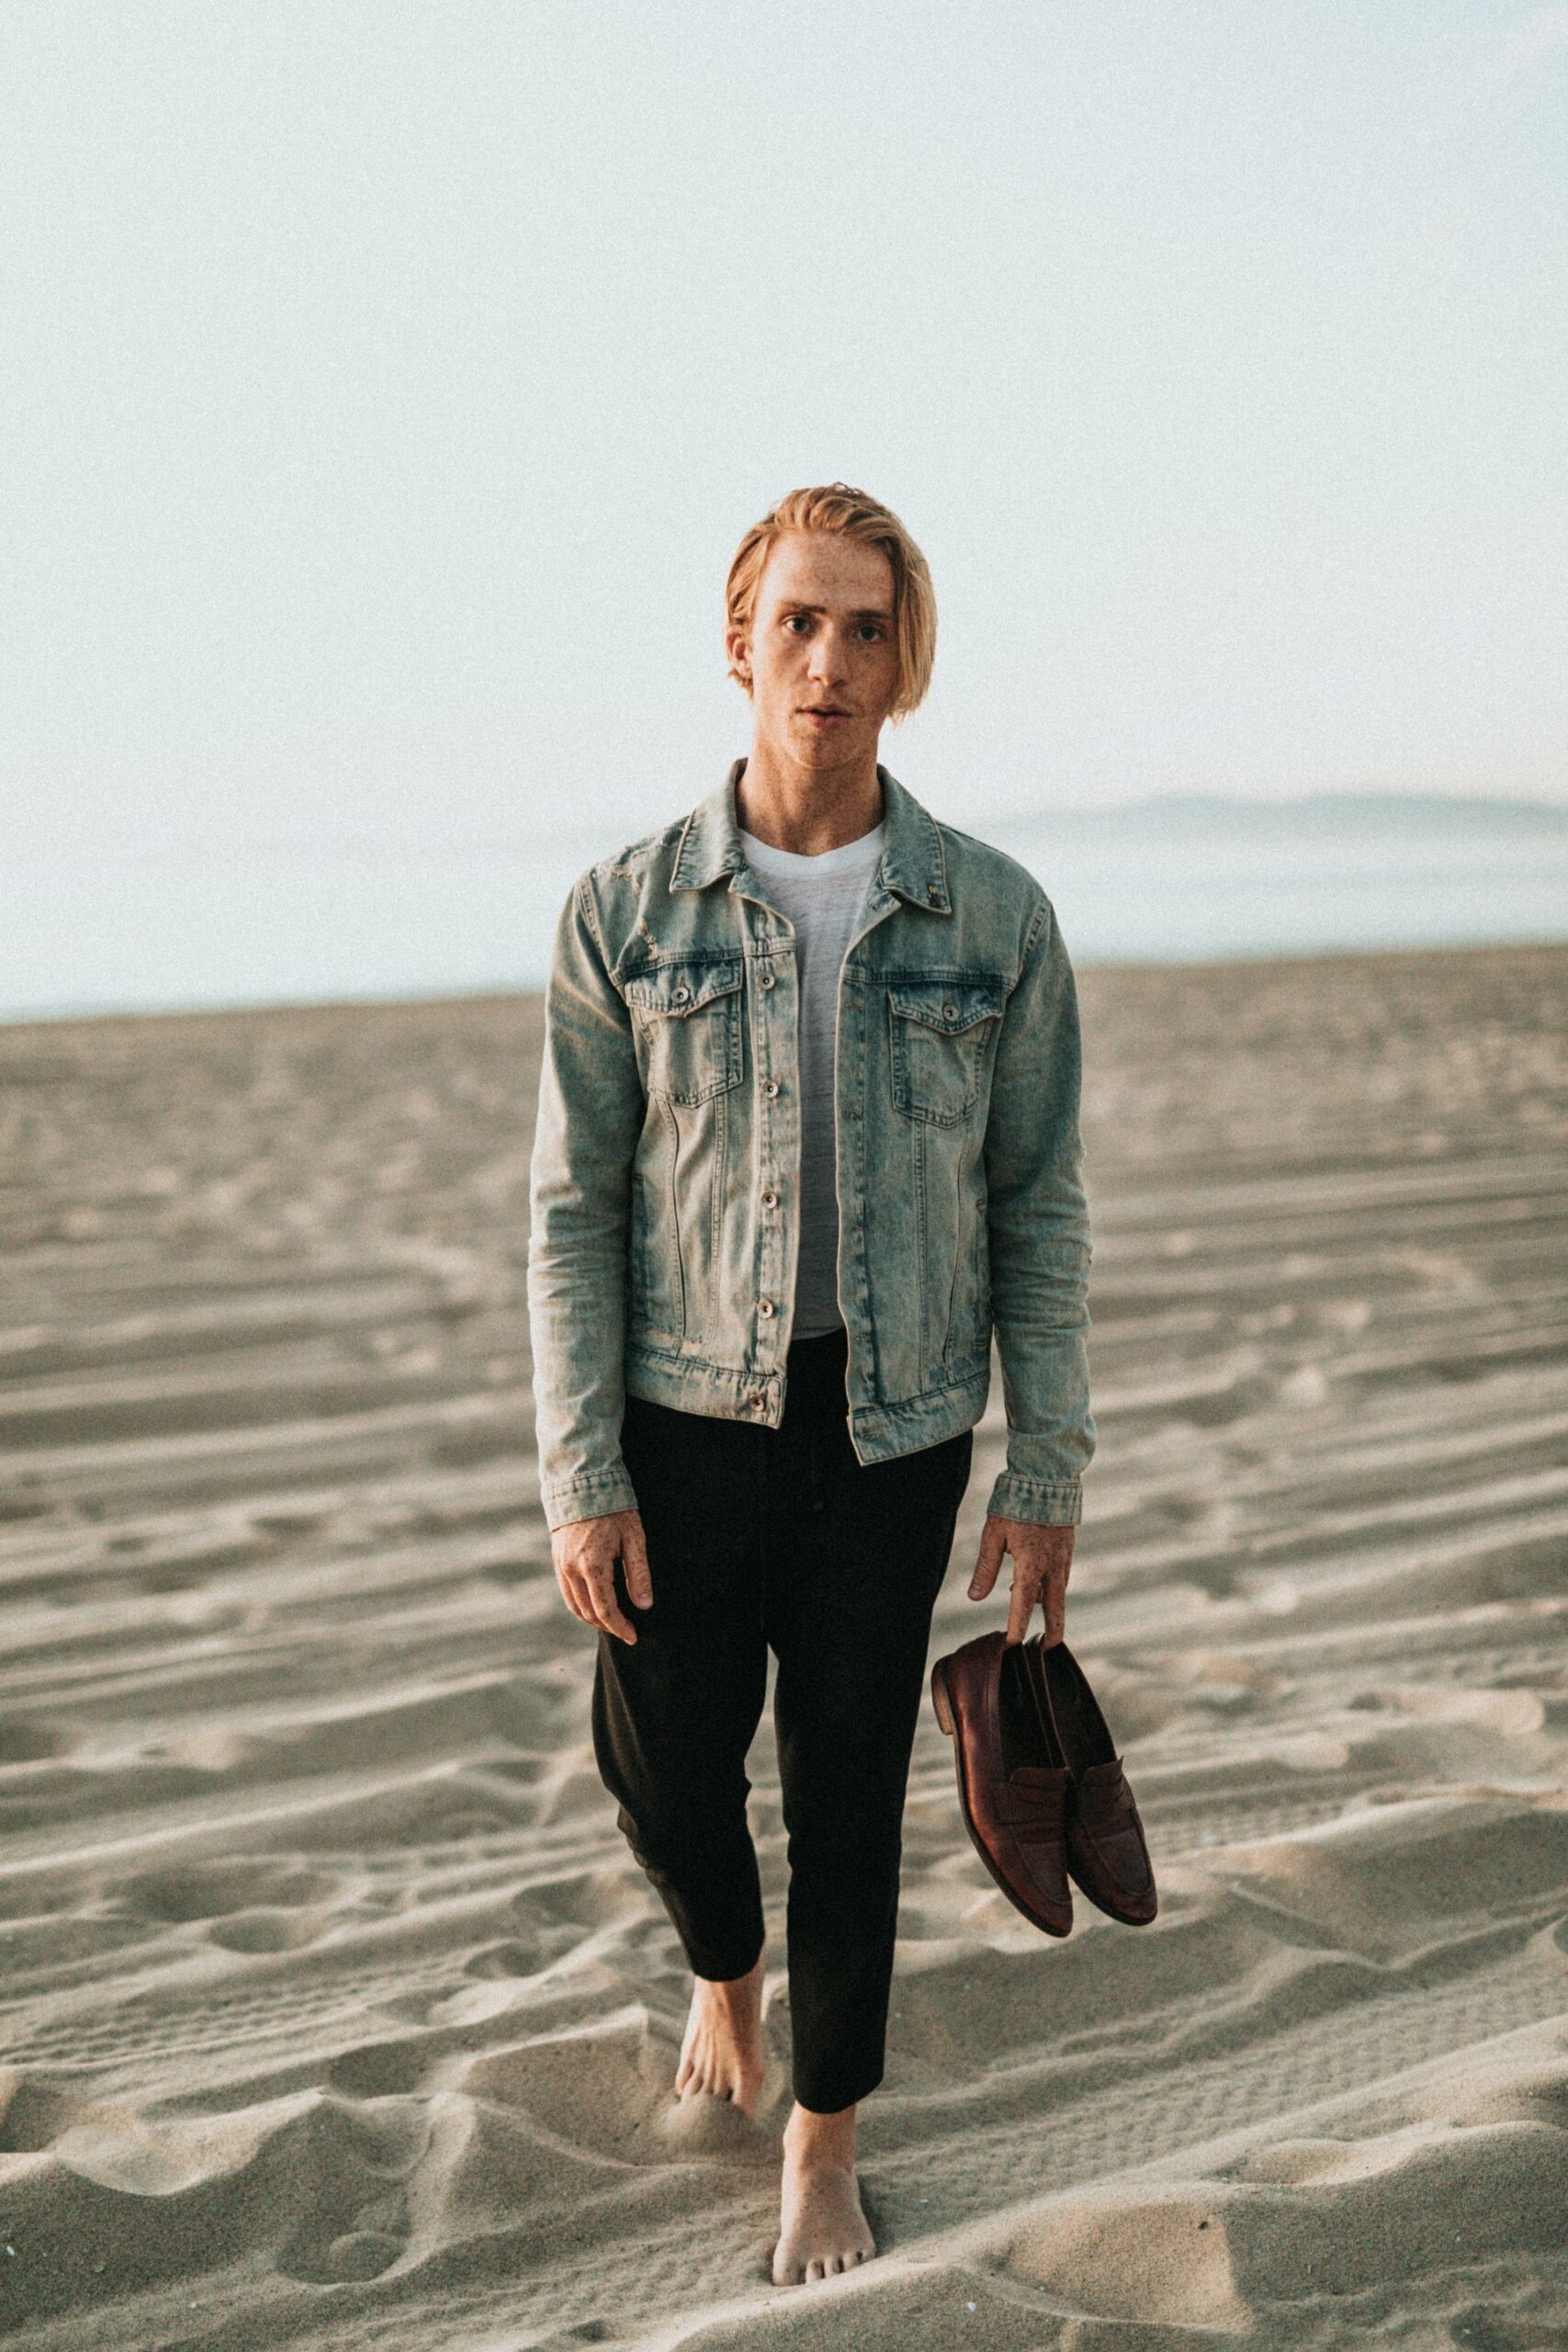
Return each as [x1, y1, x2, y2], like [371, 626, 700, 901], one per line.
[887, 978, 1005, 1034]
[624, 960, 743, 1018]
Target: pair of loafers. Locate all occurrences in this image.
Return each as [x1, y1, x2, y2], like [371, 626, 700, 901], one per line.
[930, 1631, 1156, 1937]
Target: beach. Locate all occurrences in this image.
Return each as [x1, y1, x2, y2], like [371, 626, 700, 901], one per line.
[3, 939, 1566, 2349]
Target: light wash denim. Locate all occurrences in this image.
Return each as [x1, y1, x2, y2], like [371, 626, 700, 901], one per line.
[527, 761, 1095, 1532]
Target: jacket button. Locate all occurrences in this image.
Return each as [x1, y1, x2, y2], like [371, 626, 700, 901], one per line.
[927, 883, 942, 902]
[942, 1001, 956, 1019]
[758, 1298, 774, 1317]
[763, 1079, 780, 1097]
[745, 1392, 765, 1410]
[672, 984, 690, 1004]
[760, 970, 776, 989]
[761, 1190, 778, 1210]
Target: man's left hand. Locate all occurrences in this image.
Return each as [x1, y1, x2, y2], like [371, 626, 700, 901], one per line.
[968, 1516, 1075, 1646]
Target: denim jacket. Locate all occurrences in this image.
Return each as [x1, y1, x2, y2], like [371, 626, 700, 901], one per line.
[526, 761, 1095, 1532]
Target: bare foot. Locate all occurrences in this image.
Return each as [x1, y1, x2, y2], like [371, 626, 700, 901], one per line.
[772, 2102, 876, 2286]
[674, 1953, 766, 2113]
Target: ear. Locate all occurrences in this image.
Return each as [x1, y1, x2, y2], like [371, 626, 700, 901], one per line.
[725, 625, 753, 693]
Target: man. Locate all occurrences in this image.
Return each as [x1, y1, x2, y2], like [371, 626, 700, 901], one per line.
[527, 484, 1093, 2285]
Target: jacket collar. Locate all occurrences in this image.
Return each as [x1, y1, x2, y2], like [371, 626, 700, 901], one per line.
[670, 757, 953, 914]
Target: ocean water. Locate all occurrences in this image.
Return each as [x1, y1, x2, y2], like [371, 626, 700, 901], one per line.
[5, 809, 1566, 1023]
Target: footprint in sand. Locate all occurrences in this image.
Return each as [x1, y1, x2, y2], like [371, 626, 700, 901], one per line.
[0, 1714, 80, 1763]
[0, 2076, 119, 2155]
[462, 1939, 534, 1979]
[109, 1860, 344, 1926]
[327, 2040, 444, 2098]
[206, 1905, 336, 1953]
[248, 1510, 327, 1539]
[134, 1565, 215, 1595]
[453, 2008, 783, 2168]
[318, 2229, 405, 2279]
[275, 2106, 423, 2284]
[651, 2091, 780, 2160]
[476, 1555, 536, 1589]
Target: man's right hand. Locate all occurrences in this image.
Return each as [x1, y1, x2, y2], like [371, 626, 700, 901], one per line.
[550, 1509, 651, 1645]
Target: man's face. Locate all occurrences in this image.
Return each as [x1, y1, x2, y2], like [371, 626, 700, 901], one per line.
[729, 530, 900, 775]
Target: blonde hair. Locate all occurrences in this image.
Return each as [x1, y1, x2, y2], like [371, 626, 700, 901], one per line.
[725, 483, 937, 719]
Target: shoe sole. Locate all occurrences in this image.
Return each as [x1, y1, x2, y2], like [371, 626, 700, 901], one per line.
[930, 1657, 1071, 1939]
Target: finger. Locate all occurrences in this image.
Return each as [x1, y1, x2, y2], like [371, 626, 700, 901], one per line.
[558, 1564, 597, 1628]
[1004, 1569, 1039, 1647]
[1043, 1565, 1068, 1648]
[569, 1565, 618, 1641]
[622, 1518, 653, 1611]
[968, 1520, 1005, 1600]
[1034, 1571, 1062, 1646]
[564, 1559, 624, 1640]
[585, 1562, 637, 1645]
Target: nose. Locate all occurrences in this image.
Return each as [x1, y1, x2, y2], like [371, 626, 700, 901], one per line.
[806, 623, 852, 689]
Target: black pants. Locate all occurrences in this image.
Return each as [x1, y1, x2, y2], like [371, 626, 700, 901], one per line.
[592, 1325, 973, 2114]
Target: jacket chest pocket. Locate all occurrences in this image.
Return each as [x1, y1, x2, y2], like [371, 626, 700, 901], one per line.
[625, 959, 745, 1104]
[887, 978, 1005, 1125]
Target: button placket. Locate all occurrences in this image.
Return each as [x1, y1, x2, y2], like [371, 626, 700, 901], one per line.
[752, 926, 792, 1393]
[834, 942, 888, 1427]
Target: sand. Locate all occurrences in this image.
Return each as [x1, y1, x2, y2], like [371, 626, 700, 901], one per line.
[2, 940, 1566, 2351]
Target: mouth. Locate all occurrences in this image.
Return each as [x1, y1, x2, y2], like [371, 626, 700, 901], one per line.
[800, 706, 852, 723]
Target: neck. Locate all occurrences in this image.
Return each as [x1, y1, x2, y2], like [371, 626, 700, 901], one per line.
[735, 739, 885, 855]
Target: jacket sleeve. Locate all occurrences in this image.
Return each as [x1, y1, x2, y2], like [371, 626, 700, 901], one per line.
[982, 894, 1096, 1526]
[526, 874, 647, 1531]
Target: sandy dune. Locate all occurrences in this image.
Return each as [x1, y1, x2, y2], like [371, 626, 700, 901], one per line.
[2, 942, 1566, 2350]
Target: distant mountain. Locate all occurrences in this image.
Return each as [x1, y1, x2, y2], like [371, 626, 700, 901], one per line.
[985, 791, 1568, 841]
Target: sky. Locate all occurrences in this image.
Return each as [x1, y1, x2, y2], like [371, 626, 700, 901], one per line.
[4, 0, 1565, 872]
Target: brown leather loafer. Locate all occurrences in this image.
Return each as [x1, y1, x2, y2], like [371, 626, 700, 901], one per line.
[1025, 1636, 1157, 1927]
[931, 1630, 1073, 1937]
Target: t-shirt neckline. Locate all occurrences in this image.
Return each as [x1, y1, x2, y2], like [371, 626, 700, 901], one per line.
[739, 821, 886, 877]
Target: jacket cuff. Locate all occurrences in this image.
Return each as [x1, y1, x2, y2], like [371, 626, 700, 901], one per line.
[985, 1470, 1083, 1528]
[540, 1464, 639, 1532]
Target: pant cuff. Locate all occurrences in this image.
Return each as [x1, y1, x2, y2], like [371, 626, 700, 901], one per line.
[791, 2060, 884, 2115]
[689, 1933, 766, 1984]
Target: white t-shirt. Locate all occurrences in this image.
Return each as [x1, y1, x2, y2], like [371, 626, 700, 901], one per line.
[739, 820, 886, 1338]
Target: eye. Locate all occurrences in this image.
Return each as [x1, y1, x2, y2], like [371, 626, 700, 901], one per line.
[854, 624, 886, 642]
